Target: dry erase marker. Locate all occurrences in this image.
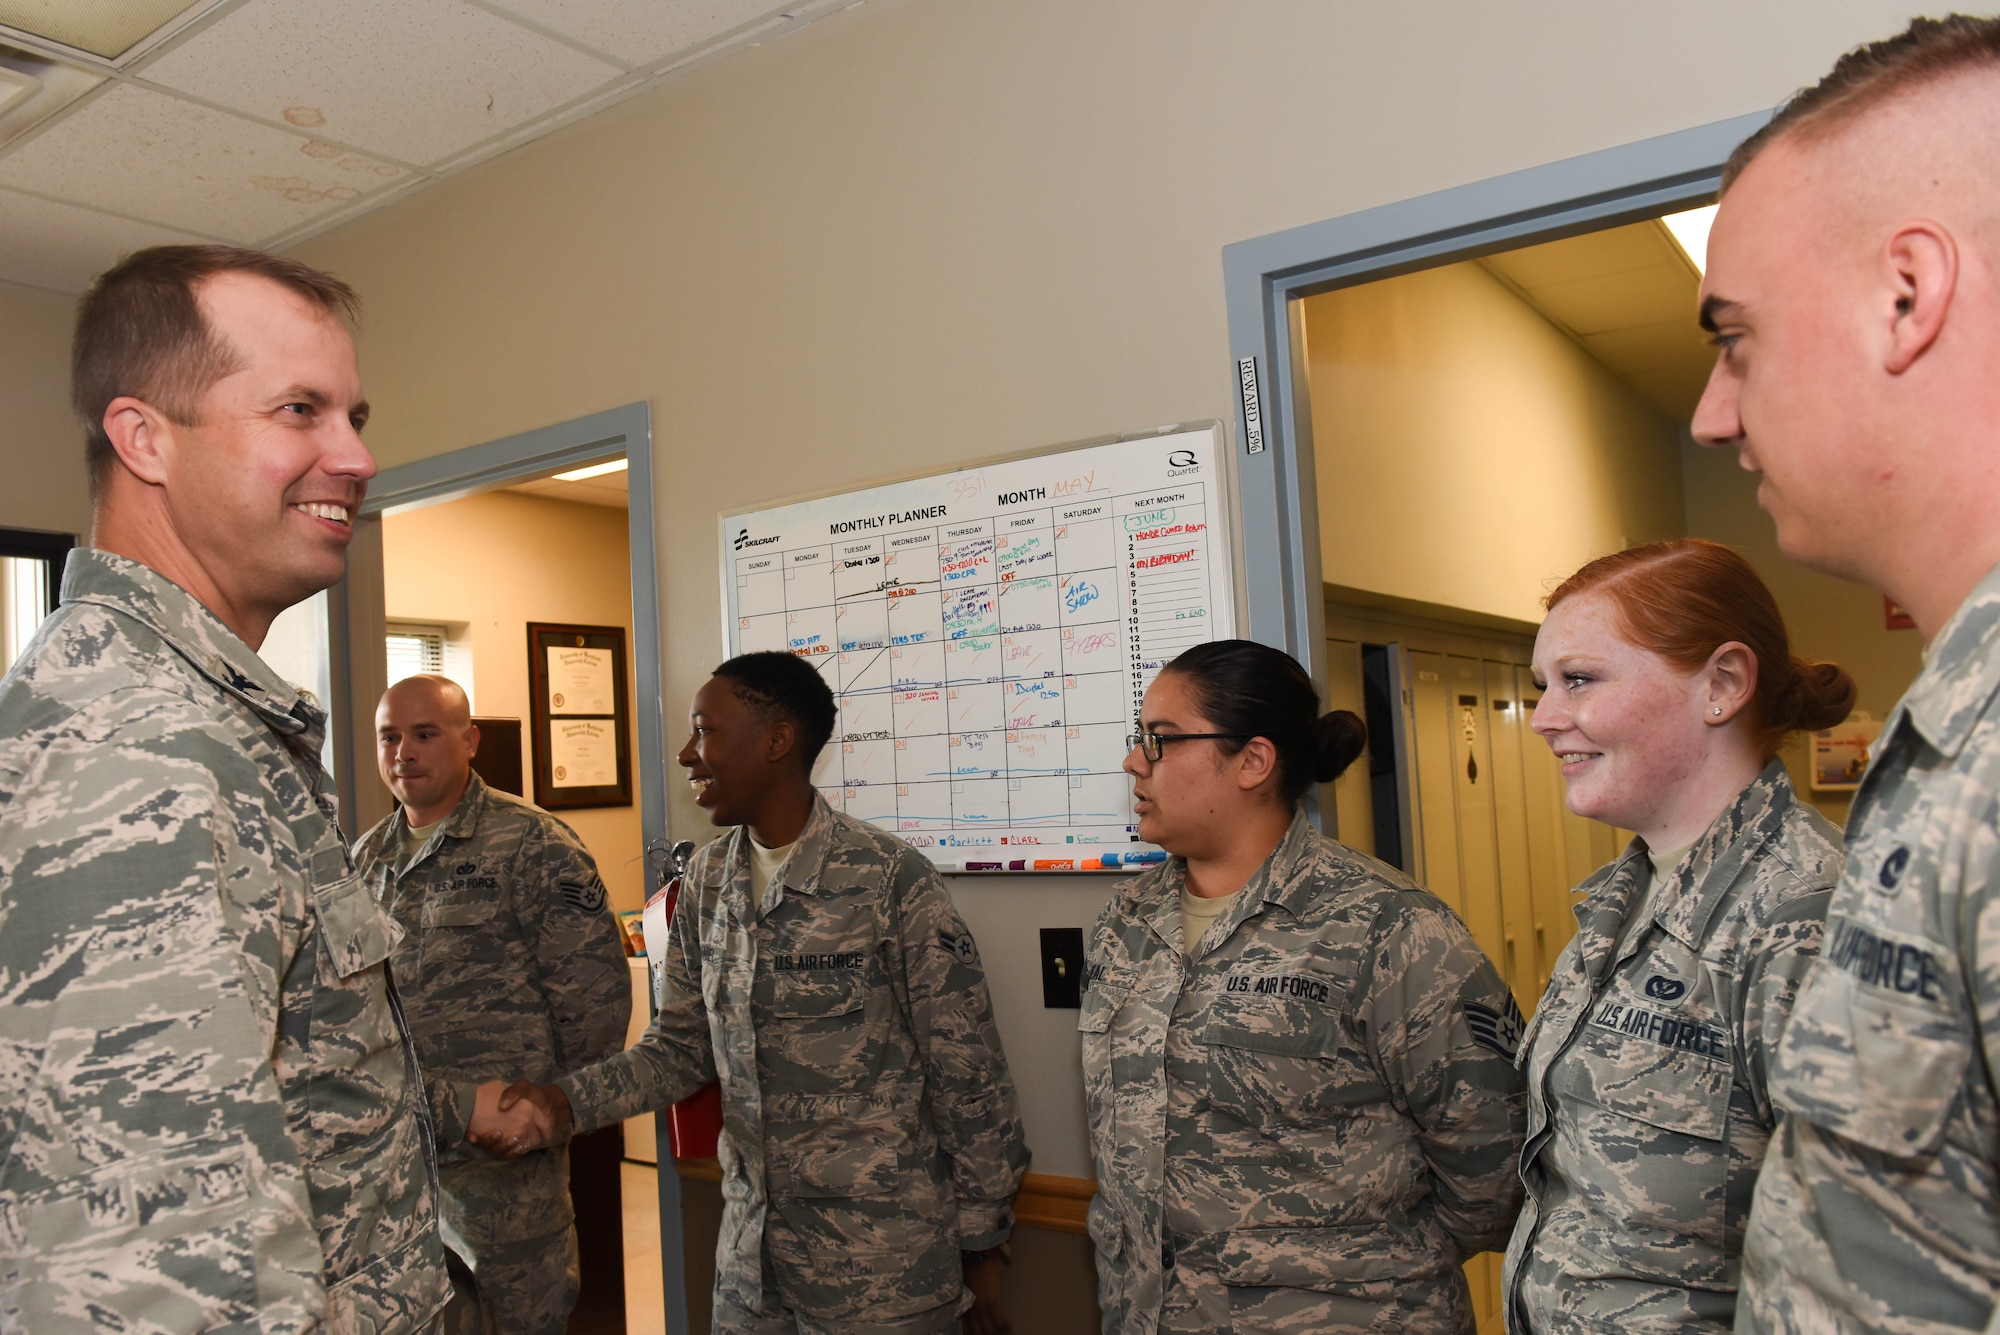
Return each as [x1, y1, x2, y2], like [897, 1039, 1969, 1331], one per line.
[1034, 858, 1076, 870]
[965, 860, 1004, 871]
[1008, 859, 1028, 871]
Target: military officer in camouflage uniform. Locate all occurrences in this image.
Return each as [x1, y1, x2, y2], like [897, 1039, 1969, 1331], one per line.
[1500, 542, 1852, 1333]
[1084, 640, 1525, 1334]
[490, 651, 1028, 1334]
[0, 246, 449, 1331]
[1691, 18, 2000, 1331]
[354, 674, 630, 1335]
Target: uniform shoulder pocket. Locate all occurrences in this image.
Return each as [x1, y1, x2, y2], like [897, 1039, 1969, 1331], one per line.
[1078, 965, 1133, 1034]
[310, 841, 400, 978]
[1774, 921, 1970, 1157]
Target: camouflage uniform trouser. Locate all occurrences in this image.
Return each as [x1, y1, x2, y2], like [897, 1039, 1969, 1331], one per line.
[711, 1282, 963, 1335]
[462, 1225, 580, 1335]
[1158, 1260, 1474, 1335]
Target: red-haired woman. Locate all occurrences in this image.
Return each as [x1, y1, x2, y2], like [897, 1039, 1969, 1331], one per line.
[1502, 539, 1855, 1334]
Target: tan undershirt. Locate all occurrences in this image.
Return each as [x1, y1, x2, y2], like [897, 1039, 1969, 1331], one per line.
[1621, 840, 1693, 951]
[749, 836, 796, 901]
[1180, 884, 1242, 954]
[399, 817, 442, 873]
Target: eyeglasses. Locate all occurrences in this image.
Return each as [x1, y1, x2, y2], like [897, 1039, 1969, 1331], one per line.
[1126, 730, 1254, 763]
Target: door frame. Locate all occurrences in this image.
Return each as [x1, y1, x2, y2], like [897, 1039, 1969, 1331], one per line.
[1220, 108, 1772, 691]
[325, 400, 691, 1335]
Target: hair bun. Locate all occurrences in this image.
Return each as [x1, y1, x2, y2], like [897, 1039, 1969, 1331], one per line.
[1312, 710, 1367, 783]
[1788, 657, 1859, 733]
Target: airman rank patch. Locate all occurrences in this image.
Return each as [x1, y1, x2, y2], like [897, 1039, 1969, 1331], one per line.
[943, 929, 978, 963]
[560, 879, 607, 913]
[1465, 993, 1525, 1060]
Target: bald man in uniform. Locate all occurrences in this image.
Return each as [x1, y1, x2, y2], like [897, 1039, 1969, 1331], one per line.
[1691, 17, 2000, 1332]
[354, 675, 630, 1335]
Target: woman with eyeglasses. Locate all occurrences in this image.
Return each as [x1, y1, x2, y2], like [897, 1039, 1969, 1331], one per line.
[1503, 541, 1852, 1334]
[1081, 638, 1527, 1334]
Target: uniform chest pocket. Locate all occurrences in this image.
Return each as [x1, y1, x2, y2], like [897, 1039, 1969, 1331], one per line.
[765, 970, 872, 1020]
[1564, 999, 1734, 1140]
[1199, 1000, 1339, 1058]
[425, 898, 496, 930]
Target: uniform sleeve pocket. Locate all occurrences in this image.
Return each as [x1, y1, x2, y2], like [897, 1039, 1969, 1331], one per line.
[3, 1133, 261, 1321]
[1077, 981, 1128, 1034]
[1774, 953, 1970, 1157]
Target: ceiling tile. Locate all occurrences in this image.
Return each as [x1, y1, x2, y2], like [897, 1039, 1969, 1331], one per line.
[505, 473, 630, 509]
[140, 0, 623, 167]
[1624, 364, 1715, 423]
[0, 186, 210, 291]
[0, 82, 407, 243]
[478, 0, 791, 66]
[1521, 263, 1695, 336]
[1486, 220, 1685, 291]
[1580, 319, 1710, 374]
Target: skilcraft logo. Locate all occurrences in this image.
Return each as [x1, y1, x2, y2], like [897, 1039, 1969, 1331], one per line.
[734, 528, 780, 551]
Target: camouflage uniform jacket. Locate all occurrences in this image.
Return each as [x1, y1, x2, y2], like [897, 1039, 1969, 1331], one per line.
[1741, 561, 2000, 1335]
[557, 792, 1028, 1321]
[1502, 760, 1839, 1334]
[1080, 810, 1528, 1335]
[354, 773, 630, 1248]
[0, 549, 448, 1334]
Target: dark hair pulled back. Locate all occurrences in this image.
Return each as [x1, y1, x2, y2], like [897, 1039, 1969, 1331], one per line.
[1159, 639, 1366, 807]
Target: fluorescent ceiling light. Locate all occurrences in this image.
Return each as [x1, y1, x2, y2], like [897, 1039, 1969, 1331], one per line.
[1662, 204, 1718, 276]
[552, 459, 628, 483]
[0, 0, 210, 59]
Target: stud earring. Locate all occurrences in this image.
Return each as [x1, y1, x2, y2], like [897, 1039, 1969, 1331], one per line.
[1712, 706, 1724, 716]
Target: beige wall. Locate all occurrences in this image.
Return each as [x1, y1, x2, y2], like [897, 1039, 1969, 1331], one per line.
[0, 280, 89, 543]
[381, 490, 645, 915]
[287, 0, 1927, 1180]
[1304, 262, 1685, 623]
[1681, 436, 1923, 823]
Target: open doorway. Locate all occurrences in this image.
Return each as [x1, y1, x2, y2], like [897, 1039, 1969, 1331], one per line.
[326, 403, 681, 1335]
[1233, 115, 1923, 1334]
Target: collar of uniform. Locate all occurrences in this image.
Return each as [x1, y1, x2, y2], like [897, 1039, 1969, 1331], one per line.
[1649, 758, 1796, 949]
[58, 548, 319, 741]
[1901, 558, 2000, 759]
[724, 789, 837, 922]
[1265, 808, 1332, 918]
[439, 771, 492, 841]
[1570, 843, 1649, 979]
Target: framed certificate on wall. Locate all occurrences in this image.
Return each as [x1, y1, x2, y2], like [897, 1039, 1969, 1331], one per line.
[528, 622, 633, 810]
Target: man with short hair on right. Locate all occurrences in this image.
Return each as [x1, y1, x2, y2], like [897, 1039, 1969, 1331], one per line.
[1691, 16, 2000, 1332]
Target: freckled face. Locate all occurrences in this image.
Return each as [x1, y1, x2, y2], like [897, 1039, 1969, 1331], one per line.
[1530, 592, 1713, 833]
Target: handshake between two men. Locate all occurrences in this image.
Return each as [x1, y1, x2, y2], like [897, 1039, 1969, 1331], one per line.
[469, 1080, 574, 1159]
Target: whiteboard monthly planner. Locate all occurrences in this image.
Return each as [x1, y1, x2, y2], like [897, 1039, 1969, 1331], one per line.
[719, 425, 1236, 872]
